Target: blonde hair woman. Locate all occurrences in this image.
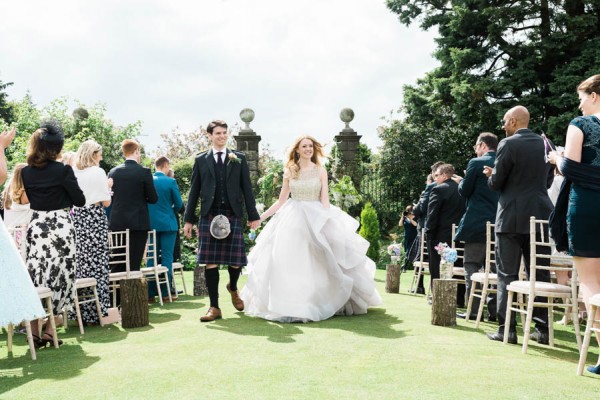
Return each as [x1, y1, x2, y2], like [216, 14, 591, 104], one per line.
[71, 140, 112, 324]
[2, 163, 33, 230]
[240, 136, 381, 323]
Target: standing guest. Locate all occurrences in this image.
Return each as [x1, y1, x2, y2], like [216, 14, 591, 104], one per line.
[148, 156, 183, 303]
[400, 205, 417, 270]
[108, 139, 158, 274]
[167, 168, 185, 265]
[21, 120, 86, 346]
[484, 105, 554, 345]
[70, 140, 111, 324]
[2, 163, 33, 230]
[550, 74, 600, 373]
[452, 132, 499, 321]
[425, 163, 465, 294]
[183, 120, 261, 322]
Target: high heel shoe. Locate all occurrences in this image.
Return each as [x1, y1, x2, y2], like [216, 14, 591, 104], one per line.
[586, 364, 600, 375]
[31, 334, 47, 349]
[42, 333, 63, 347]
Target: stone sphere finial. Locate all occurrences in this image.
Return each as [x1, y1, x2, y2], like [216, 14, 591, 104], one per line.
[240, 108, 255, 130]
[340, 108, 354, 129]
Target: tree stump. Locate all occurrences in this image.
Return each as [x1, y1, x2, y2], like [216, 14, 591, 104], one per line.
[193, 264, 208, 296]
[121, 278, 149, 328]
[431, 278, 459, 327]
[385, 263, 401, 293]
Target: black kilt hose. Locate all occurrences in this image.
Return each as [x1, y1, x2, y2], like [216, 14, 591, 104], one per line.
[197, 208, 247, 266]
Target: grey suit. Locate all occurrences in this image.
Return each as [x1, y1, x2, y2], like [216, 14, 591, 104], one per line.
[487, 128, 554, 333]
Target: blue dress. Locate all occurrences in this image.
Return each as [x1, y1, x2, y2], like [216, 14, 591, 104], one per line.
[0, 217, 45, 327]
[567, 115, 600, 257]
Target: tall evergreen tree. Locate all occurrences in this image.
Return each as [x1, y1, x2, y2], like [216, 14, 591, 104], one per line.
[0, 78, 14, 124]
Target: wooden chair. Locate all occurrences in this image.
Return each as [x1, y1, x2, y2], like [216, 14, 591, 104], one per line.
[171, 262, 188, 295]
[577, 293, 600, 376]
[108, 229, 142, 306]
[465, 222, 498, 328]
[409, 228, 429, 296]
[451, 223, 466, 293]
[72, 277, 104, 334]
[140, 230, 172, 305]
[503, 217, 582, 353]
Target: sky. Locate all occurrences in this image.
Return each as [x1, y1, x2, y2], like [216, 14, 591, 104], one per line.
[0, 0, 439, 159]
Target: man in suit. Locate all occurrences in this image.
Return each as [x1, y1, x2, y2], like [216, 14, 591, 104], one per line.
[426, 163, 466, 292]
[452, 132, 499, 320]
[484, 105, 554, 345]
[148, 156, 183, 303]
[109, 139, 158, 273]
[183, 120, 260, 322]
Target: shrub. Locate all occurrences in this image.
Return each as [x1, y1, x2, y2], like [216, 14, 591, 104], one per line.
[359, 202, 380, 263]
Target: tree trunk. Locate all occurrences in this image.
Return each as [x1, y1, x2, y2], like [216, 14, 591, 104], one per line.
[193, 265, 208, 296]
[121, 278, 149, 328]
[385, 263, 401, 293]
[431, 278, 458, 327]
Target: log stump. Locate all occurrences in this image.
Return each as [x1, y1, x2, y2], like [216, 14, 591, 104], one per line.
[431, 278, 459, 327]
[193, 264, 208, 296]
[121, 278, 149, 328]
[385, 263, 401, 293]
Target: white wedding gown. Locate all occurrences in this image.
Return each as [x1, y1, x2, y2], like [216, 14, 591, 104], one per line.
[240, 167, 382, 322]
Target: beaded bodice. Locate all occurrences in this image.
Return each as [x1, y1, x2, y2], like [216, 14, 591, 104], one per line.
[290, 167, 321, 201]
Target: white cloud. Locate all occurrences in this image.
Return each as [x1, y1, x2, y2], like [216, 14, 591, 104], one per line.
[0, 0, 438, 159]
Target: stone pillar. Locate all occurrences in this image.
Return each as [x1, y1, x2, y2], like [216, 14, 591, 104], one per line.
[334, 108, 361, 185]
[234, 108, 261, 185]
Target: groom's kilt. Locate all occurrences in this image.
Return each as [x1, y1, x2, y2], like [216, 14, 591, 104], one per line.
[197, 209, 247, 266]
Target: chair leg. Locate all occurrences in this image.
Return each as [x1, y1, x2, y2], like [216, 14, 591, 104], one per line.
[577, 304, 596, 376]
[475, 285, 487, 329]
[155, 272, 164, 306]
[522, 294, 536, 354]
[74, 288, 84, 335]
[180, 269, 188, 295]
[46, 297, 59, 349]
[465, 282, 475, 322]
[7, 323, 13, 353]
[93, 286, 104, 327]
[548, 301, 555, 347]
[24, 321, 36, 361]
[164, 272, 172, 303]
[503, 291, 514, 344]
[572, 297, 582, 351]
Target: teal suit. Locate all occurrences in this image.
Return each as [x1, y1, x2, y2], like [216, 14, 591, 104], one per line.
[148, 172, 183, 298]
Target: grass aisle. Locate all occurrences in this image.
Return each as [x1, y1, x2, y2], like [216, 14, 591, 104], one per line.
[1, 270, 598, 399]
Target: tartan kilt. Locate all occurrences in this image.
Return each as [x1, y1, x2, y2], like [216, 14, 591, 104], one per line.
[197, 209, 247, 266]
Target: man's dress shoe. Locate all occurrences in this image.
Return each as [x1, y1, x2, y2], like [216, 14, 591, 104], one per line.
[486, 331, 517, 345]
[529, 330, 549, 345]
[587, 365, 600, 375]
[226, 283, 244, 311]
[456, 312, 477, 320]
[200, 307, 222, 322]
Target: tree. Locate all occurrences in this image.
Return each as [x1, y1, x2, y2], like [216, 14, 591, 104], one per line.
[359, 202, 381, 263]
[381, 0, 600, 205]
[0, 77, 14, 125]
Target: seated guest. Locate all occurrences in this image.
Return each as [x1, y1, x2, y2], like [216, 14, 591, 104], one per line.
[2, 163, 33, 230]
[21, 120, 86, 346]
[70, 140, 112, 324]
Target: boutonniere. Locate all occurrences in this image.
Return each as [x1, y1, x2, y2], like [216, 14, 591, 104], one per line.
[228, 152, 241, 164]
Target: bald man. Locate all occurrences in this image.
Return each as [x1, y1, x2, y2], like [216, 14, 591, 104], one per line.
[483, 105, 554, 345]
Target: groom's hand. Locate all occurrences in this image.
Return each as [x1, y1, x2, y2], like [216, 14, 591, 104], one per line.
[183, 222, 194, 238]
[248, 220, 260, 230]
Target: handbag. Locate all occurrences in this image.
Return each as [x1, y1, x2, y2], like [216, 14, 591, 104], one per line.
[548, 178, 571, 253]
[209, 214, 231, 240]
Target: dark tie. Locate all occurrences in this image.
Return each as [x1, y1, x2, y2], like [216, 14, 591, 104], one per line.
[217, 151, 223, 167]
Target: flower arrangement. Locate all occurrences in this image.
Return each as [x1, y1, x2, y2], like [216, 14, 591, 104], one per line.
[387, 243, 402, 263]
[434, 242, 458, 278]
[329, 175, 362, 212]
[228, 152, 241, 164]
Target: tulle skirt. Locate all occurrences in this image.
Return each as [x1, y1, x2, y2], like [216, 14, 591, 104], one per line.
[0, 217, 45, 327]
[240, 200, 382, 323]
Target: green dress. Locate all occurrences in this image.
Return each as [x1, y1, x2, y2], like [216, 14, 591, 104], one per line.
[567, 115, 600, 257]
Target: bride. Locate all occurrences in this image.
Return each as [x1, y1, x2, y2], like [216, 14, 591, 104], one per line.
[240, 135, 382, 322]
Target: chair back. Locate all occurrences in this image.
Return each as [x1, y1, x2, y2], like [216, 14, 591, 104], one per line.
[451, 224, 465, 264]
[529, 217, 576, 286]
[143, 230, 158, 268]
[484, 221, 496, 278]
[7, 224, 27, 261]
[108, 229, 131, 277]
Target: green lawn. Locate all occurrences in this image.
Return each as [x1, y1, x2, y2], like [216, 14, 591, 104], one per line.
[1, 270, 598, 399]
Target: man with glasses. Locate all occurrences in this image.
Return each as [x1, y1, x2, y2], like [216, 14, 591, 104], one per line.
[452, 133, 499, 321]
[483, 105, 554, 345]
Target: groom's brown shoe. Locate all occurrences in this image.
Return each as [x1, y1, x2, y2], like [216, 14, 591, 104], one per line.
[200, 307, 222, 322]
[226, 283, 244, 311]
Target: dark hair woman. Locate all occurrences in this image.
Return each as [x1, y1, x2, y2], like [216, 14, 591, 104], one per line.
[21, 120, 85, 347]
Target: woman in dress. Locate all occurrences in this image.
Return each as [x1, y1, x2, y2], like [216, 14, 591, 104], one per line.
[2, 163, 33, 230]
[240, 135, 382, 322]
[69, 140, 111, 324]
[21, 120, 86, 345]
[0, 128, 46, 347]
[551, 74, 600, 374]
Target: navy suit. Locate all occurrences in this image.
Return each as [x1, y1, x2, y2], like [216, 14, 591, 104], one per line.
[148, 171, 183, 298]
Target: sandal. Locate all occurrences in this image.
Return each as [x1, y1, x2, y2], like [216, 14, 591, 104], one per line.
[42, 333, 63, 347]
[31, 334, 47, 349]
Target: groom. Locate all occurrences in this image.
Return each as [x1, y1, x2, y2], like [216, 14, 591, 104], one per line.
[184, 120, 261, 322]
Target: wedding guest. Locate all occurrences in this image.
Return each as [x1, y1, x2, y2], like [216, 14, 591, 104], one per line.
[21, 120, 86, 346]
[401, 205, 417, 269]
[70, 140, 111, 324]
[551, 74, 600, 373]
[2, 163, 33, 230]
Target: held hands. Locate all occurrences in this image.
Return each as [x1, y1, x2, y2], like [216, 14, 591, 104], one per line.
[482, 166, 493, 177]
[248, 220, 261, 230]
[0, 127, 16, 150]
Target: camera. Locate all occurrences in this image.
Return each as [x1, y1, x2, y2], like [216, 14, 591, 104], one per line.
[402, 211, 408, 216]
